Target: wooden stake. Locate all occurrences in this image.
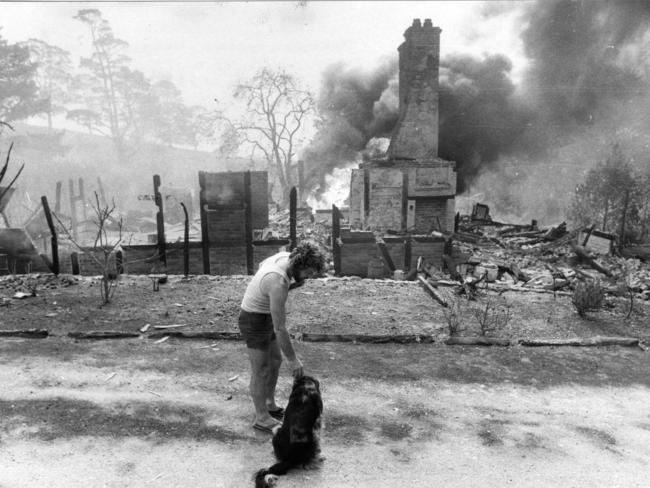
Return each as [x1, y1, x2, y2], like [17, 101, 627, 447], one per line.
[289, 186, 297, 250]
[41, 195, 59, 275]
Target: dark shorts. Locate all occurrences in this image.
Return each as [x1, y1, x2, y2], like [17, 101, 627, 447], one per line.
[238, 309, 276, 350]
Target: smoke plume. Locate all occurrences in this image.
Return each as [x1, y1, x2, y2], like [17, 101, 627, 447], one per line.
[301, 58, 397, 199]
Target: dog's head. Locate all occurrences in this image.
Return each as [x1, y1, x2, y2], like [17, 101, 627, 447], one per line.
[293, 375, 320, 395]
[290, 375, 322, 414]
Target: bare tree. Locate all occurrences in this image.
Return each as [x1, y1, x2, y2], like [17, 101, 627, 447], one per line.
[221, 68, 315, 203]
[54, 192, 123, 304]
[0, 123, 26, 226]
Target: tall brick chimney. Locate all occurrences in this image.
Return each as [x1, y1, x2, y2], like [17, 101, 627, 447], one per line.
[387, 18, 441, 161]
[348, 18, 455, 237]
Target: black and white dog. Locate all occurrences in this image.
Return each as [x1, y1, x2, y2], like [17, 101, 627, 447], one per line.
[255, 375, 323, 488]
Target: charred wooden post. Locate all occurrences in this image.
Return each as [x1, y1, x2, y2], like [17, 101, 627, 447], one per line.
[97, 176, 108, 207]
[198, 171, 210, 274]
[404, 236, 412, 272]
[573, 245, 613, 277]
[54, 181, 62, 214]
[297, 161, 305, 206]
[66, 177, 87, 241]
[0, 329, 48, 339]
[332, 204, 341, 275]
[181, 202, 190, 276]
[153, 174, 167, 269]
[442, 237, 462, 281]
[41, 195, 59, 275]
[619, 189, 630, 252]
[71, 252, 79, 275]
[68, 178, 78, 241]
[401, 170, 409, 232]
[582, 224, 596, 246]
[78, 177, 87, 222]
[289, 186, 297, 251]
[376, 239, 396, 272]
[244, 171, 254, 275]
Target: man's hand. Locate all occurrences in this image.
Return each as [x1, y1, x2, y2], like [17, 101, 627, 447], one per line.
[289, 358, 304, 378]
[288, 280, 305, 291]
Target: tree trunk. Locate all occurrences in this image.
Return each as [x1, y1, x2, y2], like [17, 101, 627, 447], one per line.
[619, 189, 630, 250]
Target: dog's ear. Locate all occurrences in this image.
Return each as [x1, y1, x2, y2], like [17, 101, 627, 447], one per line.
[313, 388, 323, 414]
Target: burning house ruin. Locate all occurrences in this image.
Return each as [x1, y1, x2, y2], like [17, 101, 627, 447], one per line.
[334, 19, 456, 278]
[349, 18, 456, 234]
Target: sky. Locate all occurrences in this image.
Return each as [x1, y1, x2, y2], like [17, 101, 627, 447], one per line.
[0, 1, 528, 108]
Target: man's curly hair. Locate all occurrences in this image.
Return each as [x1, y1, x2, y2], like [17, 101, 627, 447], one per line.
[289, 241, 326, 275]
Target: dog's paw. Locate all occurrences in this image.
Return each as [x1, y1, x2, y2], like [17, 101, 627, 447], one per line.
[302, 456, 326, 470]
[264, 474, 279, 487]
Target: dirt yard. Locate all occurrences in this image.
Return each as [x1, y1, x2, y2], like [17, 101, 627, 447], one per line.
[0, 273, 649, 487]
[1, 273, 648, 341]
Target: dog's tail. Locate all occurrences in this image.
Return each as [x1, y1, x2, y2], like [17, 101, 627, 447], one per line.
[254, 460, 295, 487]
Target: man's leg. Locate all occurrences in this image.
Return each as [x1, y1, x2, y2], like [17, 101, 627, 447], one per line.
[265, 338, 283, 411]
[246, 346, 279, 428]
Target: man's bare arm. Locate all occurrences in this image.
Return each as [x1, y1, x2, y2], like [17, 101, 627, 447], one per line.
[262, 274, 304, 377]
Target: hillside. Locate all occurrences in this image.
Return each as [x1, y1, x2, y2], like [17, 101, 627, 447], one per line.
[1, 123, 258, 226]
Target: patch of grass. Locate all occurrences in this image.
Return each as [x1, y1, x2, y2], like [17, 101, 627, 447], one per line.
[478, 428, 503, 446]
[380, 421, 413, 441]
[515, 432, 547, 450]
[401, 405, 438, 420]
[0, 398, 250, 443]
[323, 411, 369, 443]
[574, 426, 617, 449]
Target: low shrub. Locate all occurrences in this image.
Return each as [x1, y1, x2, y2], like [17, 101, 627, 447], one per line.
[572, 279, 605, 317]
[443, 300, 464, 336]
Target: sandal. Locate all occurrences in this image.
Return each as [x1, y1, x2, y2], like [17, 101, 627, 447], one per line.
[253, 422, 278, 434]
[268, 408, 284, 420]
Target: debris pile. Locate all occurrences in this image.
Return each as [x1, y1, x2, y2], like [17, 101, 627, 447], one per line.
[434, 209, 650, 301]
[0, 273, 79, 292]
[266, 205, 334, 259]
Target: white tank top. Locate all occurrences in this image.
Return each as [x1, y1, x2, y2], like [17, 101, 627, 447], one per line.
[240, 252, 291, 313]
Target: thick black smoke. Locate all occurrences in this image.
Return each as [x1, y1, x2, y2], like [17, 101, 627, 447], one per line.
[301, 59, 397, 198]
[519, 0, 650, 134]
[302, 0, 650, 203]
[438, 53, 530, 192]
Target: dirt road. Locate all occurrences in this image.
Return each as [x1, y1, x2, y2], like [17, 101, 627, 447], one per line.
[1, 337, 649, 488]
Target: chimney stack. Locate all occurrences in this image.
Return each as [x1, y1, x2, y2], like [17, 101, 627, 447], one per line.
[387, 18, 441, 161]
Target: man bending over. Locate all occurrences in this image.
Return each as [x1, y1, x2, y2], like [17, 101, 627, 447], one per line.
[238, 241, 326, 432]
